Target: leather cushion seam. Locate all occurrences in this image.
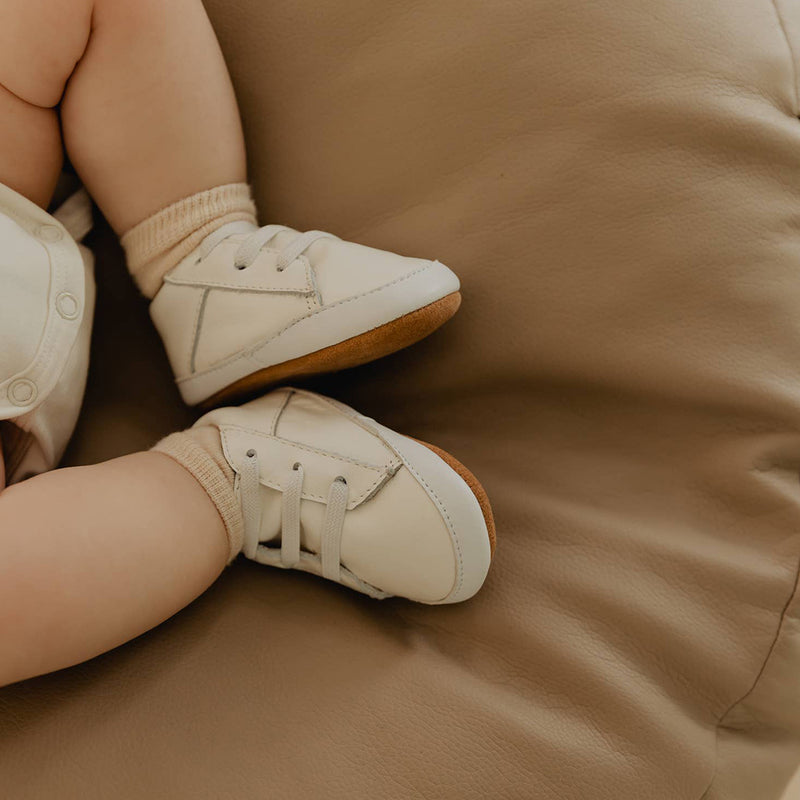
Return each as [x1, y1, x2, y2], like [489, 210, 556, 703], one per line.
[699, 540, 800, 798]
[771, 0, 800, 116]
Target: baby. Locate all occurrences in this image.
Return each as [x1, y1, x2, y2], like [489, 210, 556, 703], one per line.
[0, 0, 495, 686]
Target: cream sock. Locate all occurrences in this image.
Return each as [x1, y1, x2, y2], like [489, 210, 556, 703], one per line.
[153, 425, 243, 563]
[121, 183, 257, 299]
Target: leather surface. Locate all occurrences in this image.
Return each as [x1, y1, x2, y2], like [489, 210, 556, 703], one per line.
[3, 0, 800, 797]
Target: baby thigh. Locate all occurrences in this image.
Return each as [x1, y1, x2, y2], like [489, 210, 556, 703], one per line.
[0, 0, 93, 206]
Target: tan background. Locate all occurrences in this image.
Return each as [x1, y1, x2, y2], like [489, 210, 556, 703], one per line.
[3, 1, 800, 797]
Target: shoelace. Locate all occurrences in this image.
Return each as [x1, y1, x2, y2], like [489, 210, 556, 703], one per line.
[239, 449, 350, 580]
[196, 222, 336, 272]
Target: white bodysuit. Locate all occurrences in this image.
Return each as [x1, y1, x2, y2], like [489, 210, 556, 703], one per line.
[0, 182, 95, 483]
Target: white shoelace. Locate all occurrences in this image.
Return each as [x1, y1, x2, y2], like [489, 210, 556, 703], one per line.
[196, 222, 336, 272]
[239, 449, 350, 580]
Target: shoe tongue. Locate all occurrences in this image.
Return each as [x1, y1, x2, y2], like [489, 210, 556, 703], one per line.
[252, 390, 394, 552]
[214, 219, 259, 239]
[270, 228, 303, 251]
[196, 220, 259, 259]
[256, 485, 283, 545]
[254, 484, 329, 554]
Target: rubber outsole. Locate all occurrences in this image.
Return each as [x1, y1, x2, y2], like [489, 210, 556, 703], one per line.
[198, 291, 462, 409]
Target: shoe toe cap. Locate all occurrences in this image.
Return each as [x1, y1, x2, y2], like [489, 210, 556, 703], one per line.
[350, 425, 493, 604]
[309, 237, 459, 308]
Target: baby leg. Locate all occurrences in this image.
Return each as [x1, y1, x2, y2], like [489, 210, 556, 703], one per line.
[0, 75, 62, 208]
[2, 0, 461, 410]
[0, 452, 229, 687]
[0, 0, 246, 233]
[0, 379, 494, 687]
[60, 0, 247, 234]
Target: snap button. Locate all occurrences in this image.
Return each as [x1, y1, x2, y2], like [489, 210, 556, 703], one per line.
[9, 378, 37, 407]
[36, 224, 63, 243]
[56, 291, 80, 320]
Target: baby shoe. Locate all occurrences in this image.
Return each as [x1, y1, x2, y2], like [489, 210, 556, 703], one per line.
[150, 222, 461, 407]
[159, 387, 495, 603]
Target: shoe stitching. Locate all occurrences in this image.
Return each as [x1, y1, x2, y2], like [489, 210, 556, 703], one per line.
[222, 426, 388, 471]
[337, 564, 390, 598]
[350, 470, 395, 507]
[165, 280, 315, 295]
[189, 288, 211, 375]
[391, 444, 465, 601]
[176, 262, 434, 383]
[304, 265, 316, 315]
[292, 390, 401, 473]
[305, 254, 324, 306]
[220, 427, 393, 507]
[249, 262, 434, 352]
[268, 388, 294, 436]
[165, 246, 315, 294]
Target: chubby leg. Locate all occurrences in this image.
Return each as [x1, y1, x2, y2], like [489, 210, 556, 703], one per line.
[0, 452, 228, 686]
[61, 0, 247, 233]
[0, 0, 246, 231]
[0, 0, 83, 207]
[0, 385, 495, 687]
[0, 82, 62, 209]
[1, 0, 459, 410]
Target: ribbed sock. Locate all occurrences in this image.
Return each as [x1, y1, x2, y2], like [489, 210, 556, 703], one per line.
[121, 183, 257, 299]
[152, 425, 244, 562]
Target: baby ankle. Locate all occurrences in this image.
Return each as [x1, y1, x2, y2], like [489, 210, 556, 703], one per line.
[121, 183, 257, 299]
[152, 425, 244, 562]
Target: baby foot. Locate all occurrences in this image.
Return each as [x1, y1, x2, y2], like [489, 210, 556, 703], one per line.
[150, 222, 461, 407]
[159, 387, 495, 603]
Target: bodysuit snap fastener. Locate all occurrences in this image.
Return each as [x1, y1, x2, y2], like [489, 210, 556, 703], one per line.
[36, 224, 63, 243]
[9, 378, 37, 407]
[56, 292, 80, 320]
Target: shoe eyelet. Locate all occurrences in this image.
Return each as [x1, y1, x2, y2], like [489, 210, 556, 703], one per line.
[335, 476, 347, 484]
[235, 263, 248, 271]
[246, 449, 257, 458]
[292, 462, 301, 471]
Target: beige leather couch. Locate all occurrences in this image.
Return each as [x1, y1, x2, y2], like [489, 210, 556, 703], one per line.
[3, 1, 800, 797]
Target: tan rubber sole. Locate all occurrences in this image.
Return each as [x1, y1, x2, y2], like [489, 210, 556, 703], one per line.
[198, 291, 462, 410]
[414, 438, 497, 558]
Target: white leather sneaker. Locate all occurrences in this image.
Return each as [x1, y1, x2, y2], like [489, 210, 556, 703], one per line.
[196, 388, 495, 603]
[150, 222, 461, 407]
